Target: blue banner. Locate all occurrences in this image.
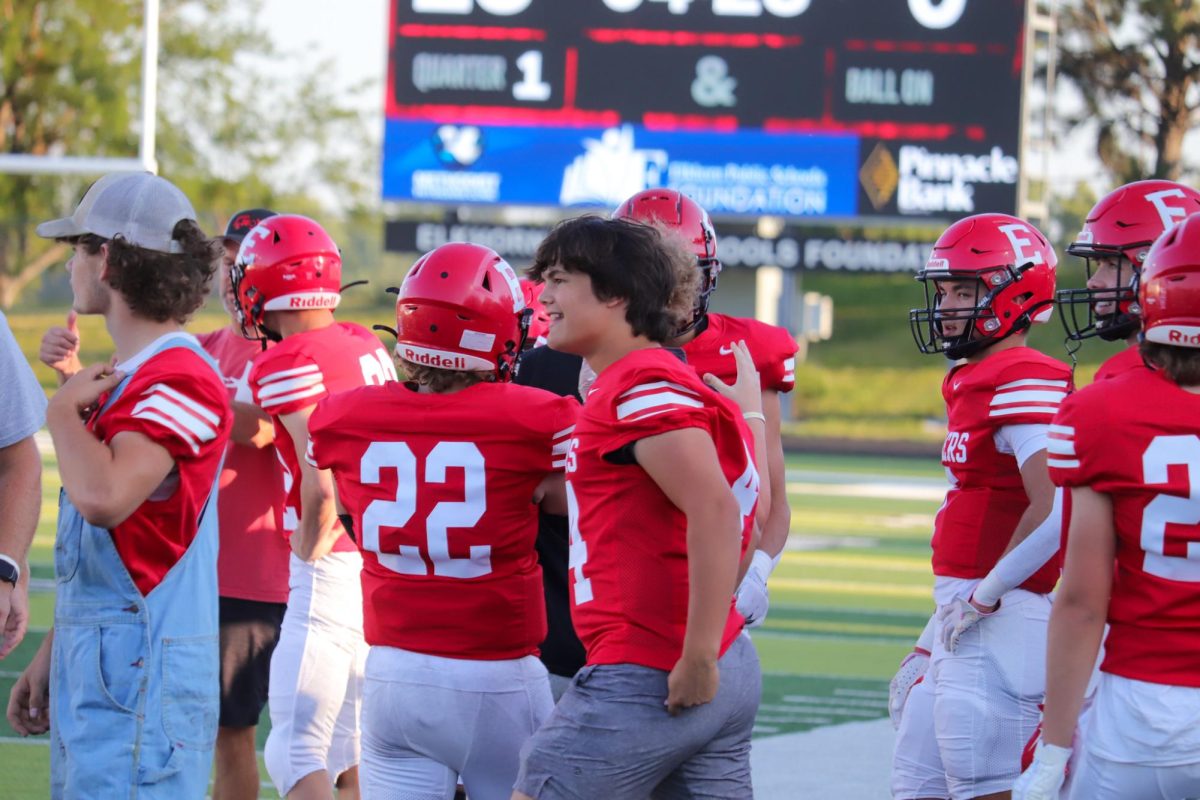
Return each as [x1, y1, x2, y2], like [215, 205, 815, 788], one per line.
[383, 120, 860, 217]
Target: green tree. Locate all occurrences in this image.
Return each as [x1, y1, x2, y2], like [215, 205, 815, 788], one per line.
[0, 0, 378, 307]
[1058, 0, 1200, 184]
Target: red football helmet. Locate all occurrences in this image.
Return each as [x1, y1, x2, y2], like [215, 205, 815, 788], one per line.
[519, 278, 550, 347]
[394, 242, 528, 379]
[910, 213, 1057, 359]
[612, 189, 720, 333]
[1139, 213, 1200, 348]
[1062, 180, 1200, 341]
[232, 214, 342, 341]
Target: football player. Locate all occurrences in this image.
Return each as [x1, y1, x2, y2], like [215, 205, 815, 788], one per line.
[613, 189, 796, 626]
[512, 216, 763, 800]
[1058, 180, 1200, 381]
[233, 214, 397, 800]
[307, 242, 576, 800]
[1016, 213, 1200, 800]
[7, 172, 232, 797]
[198, 208, 291, 800]
[893, 213, 1071, 800]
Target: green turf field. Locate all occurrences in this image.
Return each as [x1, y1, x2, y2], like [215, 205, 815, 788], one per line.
[0, 449, 942, 797]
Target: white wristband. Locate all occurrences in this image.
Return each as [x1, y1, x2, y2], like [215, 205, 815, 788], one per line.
[749, 549, 775, 579]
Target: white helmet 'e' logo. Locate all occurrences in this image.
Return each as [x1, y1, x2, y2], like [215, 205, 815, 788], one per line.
[237, 224, 272, 265]
[998, 223, 1044, 267]
[1146, 188, 1189, 230]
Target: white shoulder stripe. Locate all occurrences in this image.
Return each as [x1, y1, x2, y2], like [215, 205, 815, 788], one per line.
[619, 380, 699, 399]
[257, 363, 321, 385]
[1047, 438, 1076, 456]
[988, 405, 1059, 417]
[1047, 457, 1081, 469]
[257, 373, 325, 400]
[995, 378, 1070, 391]
[1048, 424, 1075, 436]
[990, 389, 1067, 406]
[145, 383, 221, 425]
[782, 357, 796, 370]
[259, 385, 326, 409]
[616, 391, 705, 420]
[132, 409, 200, 455]
[131, 389, 219, 452]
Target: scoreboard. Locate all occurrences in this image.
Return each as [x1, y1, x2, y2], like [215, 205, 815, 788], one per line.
[383, 0, 1028, 219]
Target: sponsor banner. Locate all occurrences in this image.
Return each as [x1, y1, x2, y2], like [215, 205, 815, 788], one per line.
[383, 120, 859, 217]
[857, 138, 1019, 217]
[386, 219, 933, 274]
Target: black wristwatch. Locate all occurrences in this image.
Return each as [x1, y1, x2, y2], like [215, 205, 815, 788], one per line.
[0, 555, 20, 587]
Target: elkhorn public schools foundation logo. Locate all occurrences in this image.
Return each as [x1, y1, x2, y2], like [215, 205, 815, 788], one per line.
[432, 125, 484, 168]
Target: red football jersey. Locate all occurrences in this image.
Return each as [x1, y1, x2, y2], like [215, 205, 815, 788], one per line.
[566, 348, 759, 672]
[91, 335, 231, 595]
[683, 313, 798, 393]
[308, 381, 579, 659]
[250, 322, 396, 553]
[1049, 367, 1200, 687]
[934, 346, 1072, 593]
[1093, 345, 1146, 382]
[196, 326, 289, 603]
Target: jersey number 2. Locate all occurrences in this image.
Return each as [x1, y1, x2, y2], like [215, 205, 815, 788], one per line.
[1142, 435, 1200, 582]
[359, 441, 491, 578]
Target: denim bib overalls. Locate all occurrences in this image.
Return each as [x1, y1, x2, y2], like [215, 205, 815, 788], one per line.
[49, 335, 222, 798]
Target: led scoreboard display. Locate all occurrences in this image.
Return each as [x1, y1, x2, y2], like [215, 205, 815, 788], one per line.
[383, 0, 1028, 219]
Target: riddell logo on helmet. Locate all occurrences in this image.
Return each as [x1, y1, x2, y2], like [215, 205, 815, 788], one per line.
[401, 347, 467, 369]
[289, 295, 331, 308]
[1168, 328, 1200, 346]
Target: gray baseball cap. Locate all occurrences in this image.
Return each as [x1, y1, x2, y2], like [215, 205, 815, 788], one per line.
[36, 171, 198, 254]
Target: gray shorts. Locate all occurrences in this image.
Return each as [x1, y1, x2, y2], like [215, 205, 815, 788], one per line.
[514, 633, 761, 800]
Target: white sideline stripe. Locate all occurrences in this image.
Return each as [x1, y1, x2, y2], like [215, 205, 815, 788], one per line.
[834, 688, 890, 699]
[615, 390, 704, 419]
[990, 389, 1066, 406]
[781, 695, 887, 709]
[988, 405, 1058, 417]
[787, 481, 946, 502]
[618, 380, 699, 398]
[995, 378, 1070, 390]
[1047, 438, 1076, 456]
[1048, 458, 1081, 469]
[257, 373, 324, 399]
[258, 363, 320, 383]
[259, 384, 326, 409]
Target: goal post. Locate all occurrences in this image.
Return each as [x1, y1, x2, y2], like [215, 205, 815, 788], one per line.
[0, 0, 159, 177]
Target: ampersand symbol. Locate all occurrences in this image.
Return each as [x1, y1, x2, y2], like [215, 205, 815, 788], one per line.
[690, 55, 737, 108]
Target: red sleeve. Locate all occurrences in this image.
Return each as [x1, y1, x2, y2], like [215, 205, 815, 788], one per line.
[306, 392, 353, 471]
[599, 370, 716, 456]
[102, 356, 229, 460]
[1047, 386, 1107, 490]
[547, 394, 580, 472]
[754, 323, 799, 393]
[251, 346, 328, 417]
[986, 357, 1073, 427]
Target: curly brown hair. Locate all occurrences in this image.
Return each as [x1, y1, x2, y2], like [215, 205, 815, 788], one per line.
[103, 220, 219, 323]
[397, 358, 496, 393]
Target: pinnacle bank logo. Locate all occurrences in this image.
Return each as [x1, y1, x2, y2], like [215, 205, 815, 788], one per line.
[894, 145, 1019, 215]
[401, 346, 469, 370]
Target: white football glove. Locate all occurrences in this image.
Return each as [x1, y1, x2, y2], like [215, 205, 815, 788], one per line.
[887, 649, 930, 729]
[735, 550, 775, 627]
[1012, 740, 1071, 800]
[938, 594, 998, 653]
